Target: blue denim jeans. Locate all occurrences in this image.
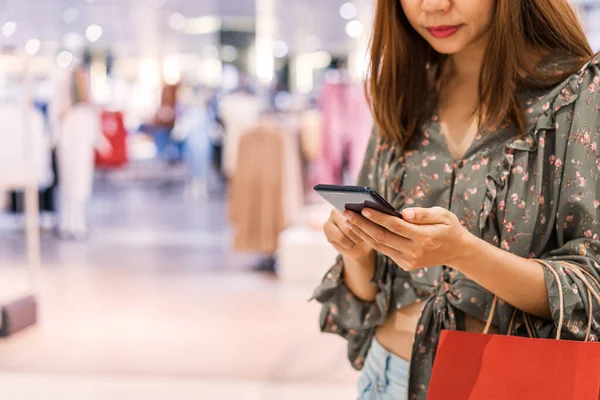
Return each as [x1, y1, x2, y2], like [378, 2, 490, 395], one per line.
[357, 337, 409, 400]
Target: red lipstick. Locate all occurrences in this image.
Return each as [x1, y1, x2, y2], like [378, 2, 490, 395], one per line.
[427, 25, 461, 39]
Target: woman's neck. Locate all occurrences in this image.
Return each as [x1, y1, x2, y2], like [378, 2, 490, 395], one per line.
[445, 32, 490, 85]
[437, 35, 491, 120]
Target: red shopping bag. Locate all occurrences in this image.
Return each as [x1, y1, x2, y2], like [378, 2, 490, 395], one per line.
[428, 260, 600, 400]
[427, 330, 600, 400]
[95, 110, 128, 169]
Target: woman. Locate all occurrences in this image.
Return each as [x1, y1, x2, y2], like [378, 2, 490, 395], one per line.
[313, 1, 600, 399]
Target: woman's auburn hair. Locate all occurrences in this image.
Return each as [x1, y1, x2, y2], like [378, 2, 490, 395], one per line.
[367, 0, 595, 147]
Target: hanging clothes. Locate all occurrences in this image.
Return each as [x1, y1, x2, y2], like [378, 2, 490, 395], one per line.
[95, 110, 128, 169]
[56, 104, 107, 236]
[0, 102, 53, 189]
[153, 84, 178, 130]
[312, 82, 372, 185]
[299, 108, 323, 162]
[229, 117, 303, 254]
[205, 91, 226, 176]
[35, 102, 59, 214]
[174, 104, 213, 192]
[281, 116, 304, 228]
[219, 92, 262, 178]
[299, 107, 323, 196]
[138, 84, 181, 162]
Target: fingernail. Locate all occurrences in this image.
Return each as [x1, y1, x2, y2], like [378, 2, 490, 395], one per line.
[345, 212, 352, 221]
[403, 209, 415, 220]
[362, 209, 371, 218]
[346, 221, 353, 229]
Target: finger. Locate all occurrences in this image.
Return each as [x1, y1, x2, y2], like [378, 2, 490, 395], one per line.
[346, 220, 406, 260]
[360, 208, 417, 239]
[333, 211, 363, 243]
[337, 220, 363, 243]
[330, 242, 348, 255]
[346, 213, 412, 250]
[324, 222, 355, 250]
[402, 207, 449, 225]
[337, 209, 360, 225]
[330, 208, 345, 220]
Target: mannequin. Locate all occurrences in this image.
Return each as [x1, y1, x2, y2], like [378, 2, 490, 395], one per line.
[55, 66, 110, 239]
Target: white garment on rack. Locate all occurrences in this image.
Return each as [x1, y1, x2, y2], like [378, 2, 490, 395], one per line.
[219, 92, 262, 178]
[0, 103, 53, 189]
[56, 105, 104, 202]
[59, 196, 87, 235]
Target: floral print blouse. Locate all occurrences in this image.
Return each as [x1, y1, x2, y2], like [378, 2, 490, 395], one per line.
[312, 54, 600, 399]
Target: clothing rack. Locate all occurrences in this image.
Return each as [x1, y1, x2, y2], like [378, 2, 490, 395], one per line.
[0, 57, 41, 336]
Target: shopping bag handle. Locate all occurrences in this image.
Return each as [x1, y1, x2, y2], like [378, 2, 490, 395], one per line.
[483, 291, 537, 337]
[484, 260, 600, 341]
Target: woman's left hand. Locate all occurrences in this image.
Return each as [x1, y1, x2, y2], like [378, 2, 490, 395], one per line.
[344, 207, 470, 271]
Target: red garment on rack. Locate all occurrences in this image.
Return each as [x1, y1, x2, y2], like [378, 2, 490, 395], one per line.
[153, 84, 178, 130]
[95, 111, 128, 169]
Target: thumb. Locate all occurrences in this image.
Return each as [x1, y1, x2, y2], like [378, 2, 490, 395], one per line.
[402, 207, 446, 225]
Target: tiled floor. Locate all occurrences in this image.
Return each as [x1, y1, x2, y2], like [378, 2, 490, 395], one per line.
[0, 372, 356, 400]
[0, 181, 358, 399]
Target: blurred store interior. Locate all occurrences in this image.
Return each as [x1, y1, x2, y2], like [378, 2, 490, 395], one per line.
[0, 0, 598, 398]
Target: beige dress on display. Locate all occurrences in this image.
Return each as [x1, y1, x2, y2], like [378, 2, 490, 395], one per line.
[229, 117, 303, 254]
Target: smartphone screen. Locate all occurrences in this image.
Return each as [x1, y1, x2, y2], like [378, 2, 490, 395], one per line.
[314, 185, 402, 218]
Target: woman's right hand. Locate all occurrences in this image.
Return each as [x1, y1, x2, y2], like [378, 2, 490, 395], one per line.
[324, 209, 378, 301]
[324, 209, 375, 265]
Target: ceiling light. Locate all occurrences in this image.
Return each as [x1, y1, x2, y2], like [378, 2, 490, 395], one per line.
[339, 3, 358, 20]
[313, 51, 333, 69]
[85, 0, 96, 3]
[85, 24, 103, 42]
[256, 48, 274, 84]
[57, 51, 74, 69]
[183, 16, 222, 35]
[221, 45, 238, 63]
[305, 35, 321, 51]
[168, 13, 185, 30]
[2, 21, 17, 38]
[295, 54, 314, 94]
[351, 48, 369, 80]
[163, 55, 181, 85]
[273, 41, 288, 58]
[25, 39, 41, 56]
[63, 7, 79, 23]
[139, 59, 160, 86]
[198, 58, 222, 87]
[63, 32, 85, 51]
[345, 20, 363, 38]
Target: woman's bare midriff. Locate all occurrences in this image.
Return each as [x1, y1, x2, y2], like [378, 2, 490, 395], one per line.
[375, 302, 501, 361]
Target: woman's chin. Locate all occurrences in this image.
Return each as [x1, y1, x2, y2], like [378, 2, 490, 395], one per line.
[427, 40, 467, 55]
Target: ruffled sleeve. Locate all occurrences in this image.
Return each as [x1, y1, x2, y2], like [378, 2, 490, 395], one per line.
[311, 130, 396, 370]
[533, 57, 600, 341]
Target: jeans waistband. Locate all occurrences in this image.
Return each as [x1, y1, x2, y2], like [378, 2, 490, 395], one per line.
[363, 337, 410, 388]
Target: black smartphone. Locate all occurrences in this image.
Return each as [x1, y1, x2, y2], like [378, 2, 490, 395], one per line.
[314, 184, 402, 218]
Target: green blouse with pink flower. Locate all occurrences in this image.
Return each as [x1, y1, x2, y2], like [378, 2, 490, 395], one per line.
[313, 54, 600, 398]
